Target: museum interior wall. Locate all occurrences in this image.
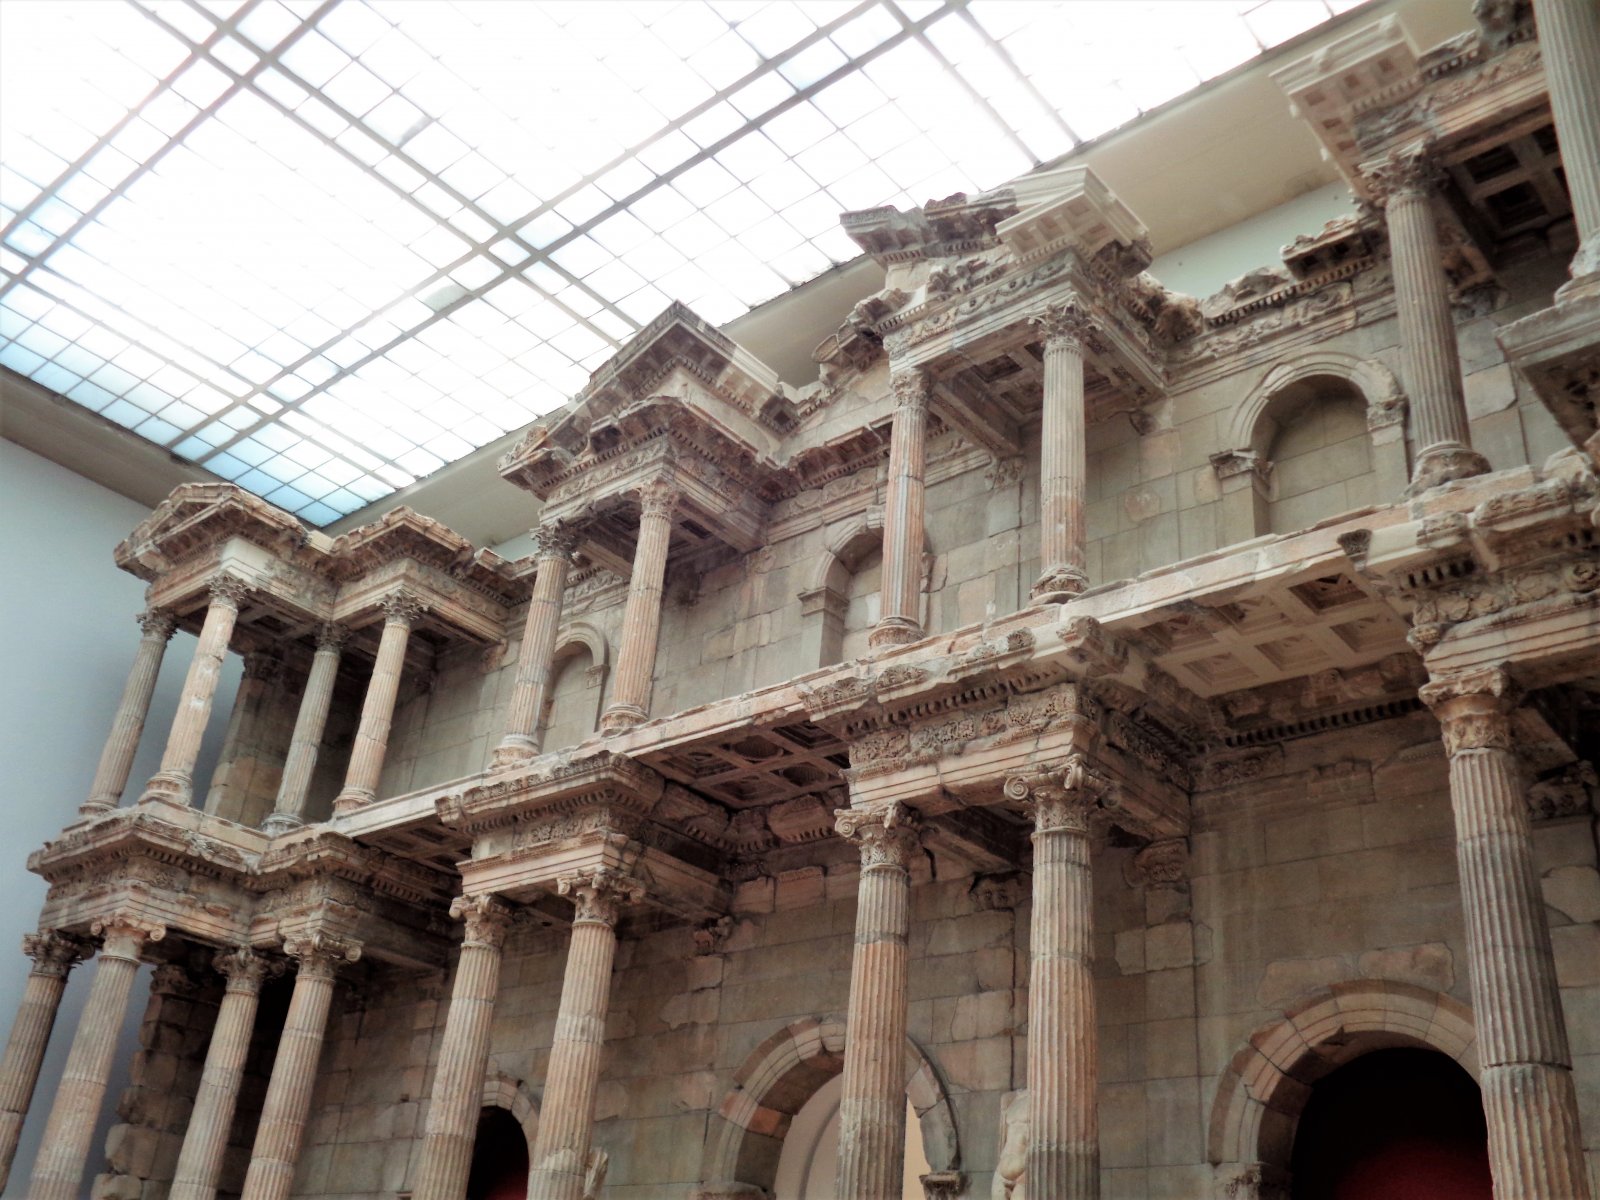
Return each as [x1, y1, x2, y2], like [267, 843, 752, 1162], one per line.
[2, 2, 1599, 1200]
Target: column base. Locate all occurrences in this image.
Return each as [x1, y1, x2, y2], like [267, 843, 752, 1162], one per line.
[77, 799, 117, 818]
[138, 771, 193, 808]
[259, 812, 303, 836]
[599, 705, 647, 736]
[1407, 443, 1491, 495]
[1031, 564, 1088, 603]
[867, 617, 923, 648]
[332, 787, 375, 814]
[488, 738, 539, 771]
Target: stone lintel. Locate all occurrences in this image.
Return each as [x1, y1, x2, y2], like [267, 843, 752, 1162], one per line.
[252, 880, 448, 972]
[440, 750, 666, 839]
[995, 164, 1148, 265]
[251, 830, 452, 908]
[1495, 290, 1600, 454]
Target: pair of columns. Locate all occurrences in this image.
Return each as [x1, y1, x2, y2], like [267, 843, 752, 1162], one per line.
[1, 919, 360, 1200]
[833, 763, 1106, 1200]
[872, 305, 1092, 650]
[410, 870, 642, 1200]
[493, 479, 679, 764]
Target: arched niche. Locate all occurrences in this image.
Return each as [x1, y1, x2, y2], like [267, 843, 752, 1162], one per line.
[698, 1015, 960, 1199]
[798, 511, 935, 668]
[1211, 353, 1410, 544]
[540, 621, 608, 752]
[1207, 979, 1476, 1199]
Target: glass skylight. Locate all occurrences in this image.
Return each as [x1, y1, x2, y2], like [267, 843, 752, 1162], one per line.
[2, 0, 1364, 526]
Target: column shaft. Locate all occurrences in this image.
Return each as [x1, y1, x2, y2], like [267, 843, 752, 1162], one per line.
[872, 372, 929, 648]
[264, 627, 345, 833]
[527, 871, 639, 1200]
[1531, 0, 1600, 288]
[1373, 149, 1488, 491]
[169, 949, 274, 1200]
[1035, 308, 1090, 601]
[835, 804, 921, 1200]
[0, 933, 88, 1191]
[412, 896, 512, 1200]
[239, 935, 358, 1200]
[600, 483, 676, 735]
[142, 578, 249, 806]
[493, 525, 576, 766]
[203, 651, 278, 817]
[83, 610, 175, 813]
[334, 595, 424, 811]
[26, 917, 164, 1200]
[1423, 675, 1592, 1199]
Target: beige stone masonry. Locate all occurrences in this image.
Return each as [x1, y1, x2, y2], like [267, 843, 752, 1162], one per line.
[1365, 144, 1489, 493]
[601, 482, 678, 735]
[1421, 668, 1592, 1199]
[239, 932, 360, 1200]
[334, 591, 427, 811]
[26, 912, 165, 1200]
[0, 930, 90, 1191]
[834, 801, 922, 1198]
[1007, 754, 1110, 1200]
[169, 947, 279, 1200]
[412, 893, 514, 1200]
[83, 608, 176, 814]
[141, 576, 251, 807]
[527, 868, 642, 1200]
[871, 371, 929, 648]
[263, 623, 347, 834]
[493, 522, 579, 768]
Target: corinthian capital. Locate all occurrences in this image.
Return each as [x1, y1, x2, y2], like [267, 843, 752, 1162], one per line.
[213, 946, 281, 992]
[1004, 752, 1112, 833]
[315, 622, 351, 652]
[22, 930, 92, 978]
[1033, 300, 1094, 349]
[1420, 666, 1517, 755]
[1364, 140, 1442, 206]
[558, 868, 645, 926]
[450, 892, 515, 950]
[379, 589, 430, 626]
[208, 573, 253, 610]
[137, 608, 177, 641]
[890, 369, 932, 412]
[533, 519, 581, 562]
[637, 479, 680, 520]
[834, 801, 923, 869]
[283, 931, 362, 979]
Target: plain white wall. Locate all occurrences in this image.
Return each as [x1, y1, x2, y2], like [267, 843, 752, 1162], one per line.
[1149, 180, 1356, 298]
[0, 439, 241, 1189]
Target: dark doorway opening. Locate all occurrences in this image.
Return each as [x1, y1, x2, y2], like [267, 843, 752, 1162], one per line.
[1290, 1047, 1492, 1200]
[466, 1106, 528, 1200]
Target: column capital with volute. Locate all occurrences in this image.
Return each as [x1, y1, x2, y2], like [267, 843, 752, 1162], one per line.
[834, 801, 924, 868]
[1005, 750, 1114, 833]
[282, 931, 362, 980]
[533, 519, 582, 562]
[21, 930, 93, 979]
[451, 892, 516, 949]
[137, 607, 178, 641]
[557, 868, 646, 927]
[1363, 139, 1444, 205]
[314, 621, 351, 652]
[1032, 300, 1095, 350]
[214, 945, 281, 993]
[378, 588, 430, 627]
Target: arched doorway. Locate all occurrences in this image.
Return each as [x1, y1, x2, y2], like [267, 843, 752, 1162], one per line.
[467, 1106, 529, 1200]
[1289, 1048, 1491, 1200]
[771, 1072, 931, 1199]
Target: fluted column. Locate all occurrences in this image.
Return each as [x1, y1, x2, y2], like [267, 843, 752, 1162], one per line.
[1006, 755, 1110, 1200]
[240, 933, 360, 1200]
[169, 948, 279, 1200]
[1531, 0, 1600, 295]
[263, 623, 347, 833]
[527, 869, 642, 1200]
[203, 650, 281, 817]
[412, 894, 515, 1200]
[333, 592, 427, 812]
[1367, 144, 1490, 493]
[142, 576, 251, 806]
[83, 608, 176, 814]
[600, 481, 677, 735]
[1420, 669, 1592, 1199]
[26, 912, 166, 1200]
[1033, 304, 1092, 601]
[834, 801, 923, 1199]
[493, 522, 579, 767]
[871, 371, 929, 648]
[0, 931, 91, 1190]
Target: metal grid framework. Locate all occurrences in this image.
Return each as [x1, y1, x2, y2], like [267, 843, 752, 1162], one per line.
[1, 0, 1360, 527]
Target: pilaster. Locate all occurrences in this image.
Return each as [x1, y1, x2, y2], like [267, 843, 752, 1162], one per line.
[1033, 303, 1093, 601]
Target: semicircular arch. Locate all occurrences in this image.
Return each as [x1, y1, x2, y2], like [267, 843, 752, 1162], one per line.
[1226, 351, 1406, 457]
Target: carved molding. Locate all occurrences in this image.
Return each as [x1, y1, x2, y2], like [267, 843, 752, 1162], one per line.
[558, 867, 645, 926]
[22, 930, 93, 978]
[1003, 752, 1113, 834]
[451, 893, 515, 950]
[283, 931, 362, 979]
[834, 801, 923, 868]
